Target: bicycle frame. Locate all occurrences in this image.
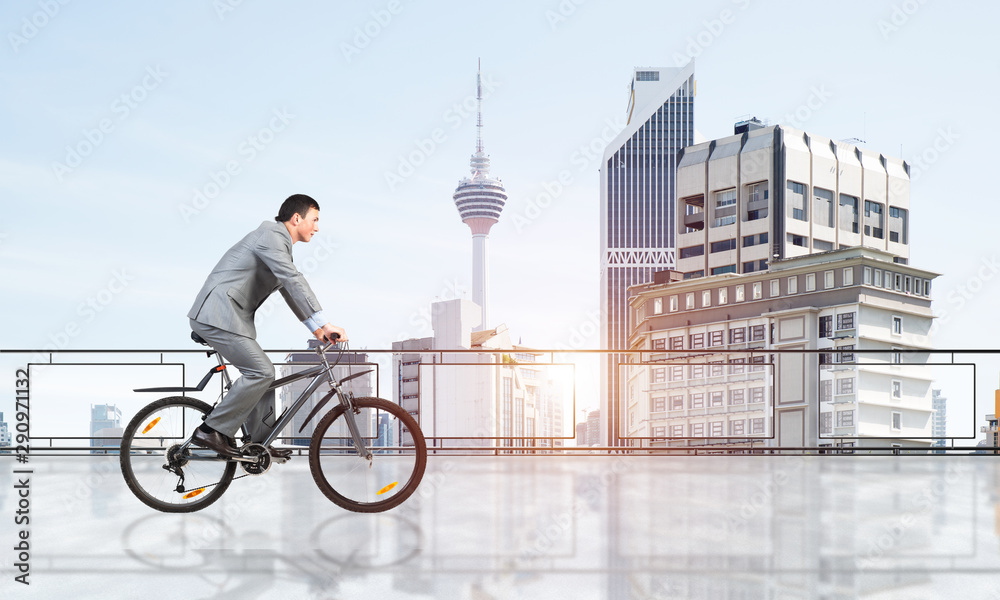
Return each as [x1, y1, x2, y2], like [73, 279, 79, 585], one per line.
[141, 343, 375, 462]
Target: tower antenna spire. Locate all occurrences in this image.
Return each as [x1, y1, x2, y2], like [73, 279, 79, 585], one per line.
[476, 57, 483, 154]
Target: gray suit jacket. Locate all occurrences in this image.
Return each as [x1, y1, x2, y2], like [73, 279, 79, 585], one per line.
[188, 221, 322, 338]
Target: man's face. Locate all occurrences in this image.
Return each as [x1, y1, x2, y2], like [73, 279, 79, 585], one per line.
[293, 208, 320, 242]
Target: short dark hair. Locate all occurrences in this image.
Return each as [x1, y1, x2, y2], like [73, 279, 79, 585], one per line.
[275, 194, 320, 222]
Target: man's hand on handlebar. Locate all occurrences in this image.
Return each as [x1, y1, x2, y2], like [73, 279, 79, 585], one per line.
[314, 323, 347, 344]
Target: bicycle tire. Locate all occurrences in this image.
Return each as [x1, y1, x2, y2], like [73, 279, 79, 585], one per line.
[309, 397, 426, 513]
[120, 396, 237, 513]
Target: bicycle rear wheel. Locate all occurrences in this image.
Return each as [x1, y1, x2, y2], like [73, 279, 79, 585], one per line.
[120, 396, 237, 513]
[309, 397, 426, 513]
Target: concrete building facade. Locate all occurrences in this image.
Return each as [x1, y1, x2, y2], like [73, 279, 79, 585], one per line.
[675, 124, 910, 278]
[393, 299, 565, 450]
[626, 247, 937, 450]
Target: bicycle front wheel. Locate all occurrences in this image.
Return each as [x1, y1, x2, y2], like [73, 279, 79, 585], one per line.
[309, 397, 426, 513]
[120, 396, 237, 513]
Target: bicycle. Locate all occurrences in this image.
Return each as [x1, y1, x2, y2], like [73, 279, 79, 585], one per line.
[119, 332, 426, 514]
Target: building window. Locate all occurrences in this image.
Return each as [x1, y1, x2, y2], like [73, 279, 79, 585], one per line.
[718, 287, 728, 304]
[711, 265, 737, 275]
[743, 259, 768, 273]
[820, 315, 833, 338]
[679, 244, 705, 259]
[735, 285, 745, 302]
[747, 182, 769, 221]
[894, 273, 902, 292]
[750, 325, 766, 342]
[864, 200, 885, 238]
[821, 379, 832, 403]
[837, 410, 854, 427]
[685, 293, 695, 310]
[813, 187, 834, 227]
[636, 70, 660, 81]
[904, 276, 912, 294]
[729, 389, 745, 405]
[750, 387, 765, 403]
[670, 395, 684, 410]
[651, 397, 666, 412]
[714, 189, 738, 227]
[690, 393, 705, 409]
[805, 273, 816, 291]
[709, 361, 724, 377]
[836, 378, 855, 394]
[752, 282, 762, 300]
[690, 423, 704, 437]
[702, 290, 711, 308]
[709, 391, 724, 407]
[788, 276, 798, 294]
[690, 333, 705, 349]
[670, 424, 684, 437]
[837, 345, 855, 363]
[891, 380, 902, 399]
[711, 239, 737, 253]
[824, 270, 834, 289]
[789, 234, 808, 247]
[651, 368, 666, 383]
[787, 181, 808, 221]
[889, 206, 908, 244]
[669, 295, 679, 312]
[669, 336, 684, 350]
[689, 364, 705, 379]
[836, 312, 855, 330]
[892, 315, 903, 336]
[839, 194, 860, 233]
[710, 421, 724, 437]
[653, 298, 663, 315]
[751, 418, 765, 434]
[863, 267, 872, 285]
[750, 355, 766, 372]
[891, 411, 902, 430]
[729, 358, 746, 375]
[652, 338, 666, 350]
[730, 327, 746, 344]
[651, 426, 666, 439]
[669, 366, 684, 381]
[821, 412, 832, 434]
[730, 420, 745, 435]
[743, 232, 769, 247]
[844, 268, 854, 286]
[874, 269, 882, 288]
[709, 330, 724, 347]
[770, 279, 780, 297]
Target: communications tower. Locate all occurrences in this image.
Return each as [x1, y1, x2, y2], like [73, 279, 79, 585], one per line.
[453, 60, 507, 332]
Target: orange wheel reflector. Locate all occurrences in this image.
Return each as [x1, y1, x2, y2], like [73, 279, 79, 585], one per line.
[141, 417, 161, 434]
[183, 488, 205, 500]
[377, 482, 398, 496]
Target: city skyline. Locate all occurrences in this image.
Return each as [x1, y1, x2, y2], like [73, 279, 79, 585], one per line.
[1, 1, 997, 437]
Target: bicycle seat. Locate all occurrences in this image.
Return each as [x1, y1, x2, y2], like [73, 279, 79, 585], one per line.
[191, 331, 210, 346]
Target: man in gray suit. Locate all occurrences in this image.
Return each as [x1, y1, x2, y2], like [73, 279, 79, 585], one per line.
[187, 194, 347, 459]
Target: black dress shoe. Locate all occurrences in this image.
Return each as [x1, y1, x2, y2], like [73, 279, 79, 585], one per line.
[192, 429, 241, 459]
[267, 445, 293, 460]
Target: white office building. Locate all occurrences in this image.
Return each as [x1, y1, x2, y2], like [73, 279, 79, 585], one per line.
[393, 299, 564, 449]
[931, 389, 947, 451]
[600, 61, 696, 446]
[626, 247, 937, 450]
[676, 122, 910, 278]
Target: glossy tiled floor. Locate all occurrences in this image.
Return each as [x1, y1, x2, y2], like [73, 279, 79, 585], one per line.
[2, 454, 1000, 599]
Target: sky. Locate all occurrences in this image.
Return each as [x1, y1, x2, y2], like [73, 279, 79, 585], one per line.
[1, 0, 998, 441]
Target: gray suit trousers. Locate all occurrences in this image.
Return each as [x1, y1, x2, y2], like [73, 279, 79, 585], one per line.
[190, 319, 276, 443]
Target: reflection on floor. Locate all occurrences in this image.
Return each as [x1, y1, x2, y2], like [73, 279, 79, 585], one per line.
[2, 455, 1000, 599]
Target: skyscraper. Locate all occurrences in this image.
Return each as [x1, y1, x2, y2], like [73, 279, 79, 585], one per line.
[90, 403, 122, 454]
[454, 61, 508, 332]
[599, 62, 696, 446]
